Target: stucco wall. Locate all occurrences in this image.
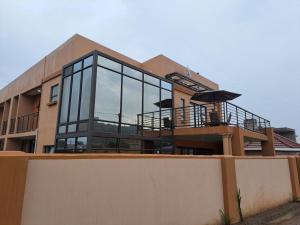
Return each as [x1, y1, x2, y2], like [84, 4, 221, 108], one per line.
[235, 158, 293, 217]
[21, 158, 224, 225]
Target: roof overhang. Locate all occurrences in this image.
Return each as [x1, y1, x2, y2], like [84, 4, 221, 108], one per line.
[165, 72, 211, 92]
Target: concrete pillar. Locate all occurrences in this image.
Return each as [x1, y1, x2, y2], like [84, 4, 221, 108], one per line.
[221, 156, 240, 223]
[222, 134, 232, 155]
[289, 157, 300, 201]
[261, 128, 276, 156]
[231, 127, 245, 156]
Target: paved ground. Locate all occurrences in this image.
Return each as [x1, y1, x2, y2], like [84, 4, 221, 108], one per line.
[234, 202, 300, 225]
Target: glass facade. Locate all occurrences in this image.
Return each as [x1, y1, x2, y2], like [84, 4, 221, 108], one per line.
[55, 51, 174, 154]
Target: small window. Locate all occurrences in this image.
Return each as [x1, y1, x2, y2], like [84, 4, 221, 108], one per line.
[50, 84, 59, 103]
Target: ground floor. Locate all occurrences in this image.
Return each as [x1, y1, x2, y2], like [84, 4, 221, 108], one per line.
[0, 126, 276, 156]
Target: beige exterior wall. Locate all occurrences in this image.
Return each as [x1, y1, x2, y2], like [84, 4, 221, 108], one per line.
[235, 158, 293, 217]
[21, 158, 224, 225]
[36, 76, 61, 153]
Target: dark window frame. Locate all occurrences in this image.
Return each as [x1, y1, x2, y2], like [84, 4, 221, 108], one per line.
[50, 84, 59, 103]
[55, 50, 175, 153]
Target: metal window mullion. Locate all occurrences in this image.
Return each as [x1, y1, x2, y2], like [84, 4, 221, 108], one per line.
[87, 51, 98, 151]
[76, 67, 84, 133]
[66, 75, 74, 134]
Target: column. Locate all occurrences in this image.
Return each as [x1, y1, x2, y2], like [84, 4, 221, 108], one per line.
[261, 128, 276, 156]
[223, 133, 232, 155]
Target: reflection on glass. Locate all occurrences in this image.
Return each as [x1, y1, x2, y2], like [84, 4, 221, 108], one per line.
[69, 72, 81, 122]
[68, 124, 76, 133]
[94, 121, 119, 133]
[60, 76, 71, 123]
[143, 83, 160, 129]
[78, 122, 88, 132]
[64, 66, 72, 76]
[95, 67, 121, 122]
[66, 138, 76, 150]
[73, 61, 82, 72]
[91, 137, 117, 149]
[58, 125, 66, 134]
[144, 74, 160, 86]
[161, 81, 172, 90]
[98, 55, 122, 73]
[80, 67, 92, 120]
[144, 83, 160, 113]
[83, 56, 93, 68]
[56, 139, 66, 150]
[120, 124, 140, 135]
[122, 76, 142, 124]
[123, 66, 142, 80]
[77, 137, 87, 150]
[119, 139, 141, 150]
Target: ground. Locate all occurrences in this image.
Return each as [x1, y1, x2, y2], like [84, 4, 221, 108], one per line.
[234, 202, 300, 225]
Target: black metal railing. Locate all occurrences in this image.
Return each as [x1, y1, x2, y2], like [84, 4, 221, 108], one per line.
[9, 118, 16, 134]
[17, 112, 39, 133]
[1, 121, 7, 135]
[140, 102, 270, 134]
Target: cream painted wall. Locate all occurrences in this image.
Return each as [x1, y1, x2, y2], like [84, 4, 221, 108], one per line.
[21, 158, 224, 225]
[235, 158, 293, 217]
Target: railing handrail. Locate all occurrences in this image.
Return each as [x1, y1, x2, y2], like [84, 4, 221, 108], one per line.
[139, 101, 271, 134]
[17, 111, 39, 133]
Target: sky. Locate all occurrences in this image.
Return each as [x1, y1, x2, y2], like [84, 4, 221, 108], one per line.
[0, 0, 299, 140]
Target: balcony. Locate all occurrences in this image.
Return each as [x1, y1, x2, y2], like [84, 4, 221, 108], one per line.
[17, 112, 39, 133]
[1, 121, 7, 135]
[140, 102, 270, 134]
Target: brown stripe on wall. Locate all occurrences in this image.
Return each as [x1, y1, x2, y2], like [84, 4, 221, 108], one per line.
[0, 155, 29, 225]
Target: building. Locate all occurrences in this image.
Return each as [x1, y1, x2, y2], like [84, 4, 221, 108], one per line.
[274, 127, 297, 142]
[0, 34, 275, 155]
[245, 132, 300, 155]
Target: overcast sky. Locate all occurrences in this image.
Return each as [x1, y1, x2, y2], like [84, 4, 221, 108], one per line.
[0, 0, 299, 140]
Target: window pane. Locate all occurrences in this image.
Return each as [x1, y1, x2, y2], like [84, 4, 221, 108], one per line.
[58, 125, 66, 134]
[143, 83, 160, 129]
[119, 139, 141, 151]
[123, 66, 142, 80]
[122, 76, 142, 124]
[95, 67, 121, 122]
[94, 121, 119, 133]
[80, 67, 92, 120]
[144, 83, 160, 113]
[144, 74, 160, 86]
[68, 124, 77, 133]
[161, 89, 172, 130]
[69, 72, 81, 122]
[91, 137, 117, 149]
[73, 61, 82, 72]
[60, 76, 71, 123]
[66, 138, 76, 150]
[83, 56, 93, 68]
[77, 137, 87, 150]
[56, 139, 66, 150]
[78, 122, 88, 132]
[161, 81, 172, 90]
[52, 85, 59, 97]
[98, 55, 122, 73]
[64, 66, 72, 76]
[120, 124, 140, 136]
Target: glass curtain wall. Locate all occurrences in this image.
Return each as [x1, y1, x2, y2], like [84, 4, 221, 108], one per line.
[56, 51, 173, 154]
[56, 55, 93, 152]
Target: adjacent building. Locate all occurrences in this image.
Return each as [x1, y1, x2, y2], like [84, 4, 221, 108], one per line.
[0, 34, 275, 155]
